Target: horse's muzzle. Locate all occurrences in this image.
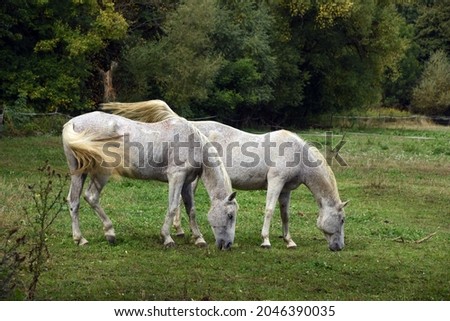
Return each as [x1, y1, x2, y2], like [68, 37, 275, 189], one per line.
[217, 240, 232, 250]
[329, 242, 344, 252]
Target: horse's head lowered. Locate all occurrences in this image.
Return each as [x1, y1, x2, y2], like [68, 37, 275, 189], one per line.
[317, 200, 348, 251]
[208, 192, 238, 250]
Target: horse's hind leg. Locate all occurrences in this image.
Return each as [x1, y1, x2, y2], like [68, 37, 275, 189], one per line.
[279, 191, 297, 249]
[181, 182, 207, 247]
[68, 173, 88, 245]
[172, 200, 185, 237]
[84, 173, 116, 244]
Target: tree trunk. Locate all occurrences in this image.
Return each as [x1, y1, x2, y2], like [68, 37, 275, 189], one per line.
[99, 61, 118, 103]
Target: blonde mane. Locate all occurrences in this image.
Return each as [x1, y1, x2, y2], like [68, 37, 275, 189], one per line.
[101, 100, 179, 123]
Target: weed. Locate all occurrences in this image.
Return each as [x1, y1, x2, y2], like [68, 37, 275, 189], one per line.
[24, 162, 68, 300]
[0, 162, 68, 300]
[366, 176, 388, 191]
[0, 228, 26, 299]
[378, 142, 389, 150]
[433, 146, 450, 156]
[402, 142, 420, 154]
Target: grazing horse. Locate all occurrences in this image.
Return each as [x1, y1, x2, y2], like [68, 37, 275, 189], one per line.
[62, 111, 238, 250]
[102, 101, 348, 251]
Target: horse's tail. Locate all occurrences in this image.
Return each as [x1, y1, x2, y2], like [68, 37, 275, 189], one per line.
[62, 122, 125, 175]
[101, 100, 179, 123]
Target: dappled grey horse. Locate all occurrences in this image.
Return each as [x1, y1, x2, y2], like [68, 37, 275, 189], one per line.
[62, 112, 238, 249]
[103, 100, 348, 251]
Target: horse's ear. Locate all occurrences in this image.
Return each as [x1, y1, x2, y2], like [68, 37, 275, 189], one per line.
[228, 191, 237, 202]
[340, 200, 349, 210]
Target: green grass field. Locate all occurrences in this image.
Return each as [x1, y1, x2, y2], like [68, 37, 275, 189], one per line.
[0, 127, 449, 300]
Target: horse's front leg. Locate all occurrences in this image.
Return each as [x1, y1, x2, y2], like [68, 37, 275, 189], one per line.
[279, 191, 297, 249]
[181, 182, 207, 247]
[161, 174, 185, 247]
[173, 177, 200, 237]
[261, 177, 284, 248]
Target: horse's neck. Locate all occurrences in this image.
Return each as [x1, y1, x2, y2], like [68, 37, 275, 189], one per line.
[303, 162, 341, 207]
[201, 162, 231, 202]
[193, 127, 232, 202]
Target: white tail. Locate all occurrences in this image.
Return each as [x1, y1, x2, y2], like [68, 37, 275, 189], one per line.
[62, 122, 124, 175]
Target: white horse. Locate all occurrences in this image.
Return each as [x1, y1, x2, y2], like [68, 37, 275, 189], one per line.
[102, 101, 348, 251]
[62, 111, 238, 250]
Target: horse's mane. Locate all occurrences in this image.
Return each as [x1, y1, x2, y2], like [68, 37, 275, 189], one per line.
[101, 100, 179, 123]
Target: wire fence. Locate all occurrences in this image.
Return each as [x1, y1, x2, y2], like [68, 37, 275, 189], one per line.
[0, 111, 71, 122]
[1, 111, 449, 130]
[330, 114, 450, 127]
[0, 110, 71, 136]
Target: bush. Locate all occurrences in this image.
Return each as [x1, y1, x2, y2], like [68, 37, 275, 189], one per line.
[3, 112, 69, 136]
[412, 50, 450, 115]
[2, 92, 70, 136]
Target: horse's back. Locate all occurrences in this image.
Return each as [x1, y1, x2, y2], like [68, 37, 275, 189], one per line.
[63, 112, 202, 181]
[190, 122, 306, 189]
[69, 111, 190, 136]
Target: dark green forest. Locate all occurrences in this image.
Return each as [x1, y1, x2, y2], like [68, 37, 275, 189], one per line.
[1, 0, 449, 128]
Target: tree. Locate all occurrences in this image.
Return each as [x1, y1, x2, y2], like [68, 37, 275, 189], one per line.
[0, 0, 127, 113]
[383, 40, 422, 107]
[268, 4, 309, 124]
[266, 0, 409, 124]
[382, 3, 422, 107]
[412, 50, 450, 115]
[204, 1, 278, 124]
[415, 0, 450, 59]
[123, 0, 221, 116]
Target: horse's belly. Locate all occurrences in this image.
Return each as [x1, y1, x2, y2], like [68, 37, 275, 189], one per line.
[234, 182, 267, 190]
[229, 172, 267, 190]
[125, 166, 168, 182]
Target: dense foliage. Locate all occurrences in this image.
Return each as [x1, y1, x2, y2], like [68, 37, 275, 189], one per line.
[0, 0, 127, 113]
[1, 0, 449, 128]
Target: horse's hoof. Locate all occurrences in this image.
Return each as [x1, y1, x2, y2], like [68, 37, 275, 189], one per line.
[106, 235, 117, 245]
[195, 241, 208, 248]
[176, 232, 185, 238]
[260, 244, 271, 249]
[76, 238, 88, 246]
[285, 240, 297, 249]
[164, 241, 176, 248]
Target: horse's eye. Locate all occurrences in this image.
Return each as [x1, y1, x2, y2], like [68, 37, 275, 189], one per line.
[341, 217, 345, 224]
[228, 213, 234, 220]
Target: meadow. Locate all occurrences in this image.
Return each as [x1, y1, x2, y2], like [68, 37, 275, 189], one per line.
[0, 126, 449, 300]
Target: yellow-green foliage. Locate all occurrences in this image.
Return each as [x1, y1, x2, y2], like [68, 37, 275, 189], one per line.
[280, 0, 354, 24]
[316, 0, 354, 28]
[34, 0, 127, 57]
